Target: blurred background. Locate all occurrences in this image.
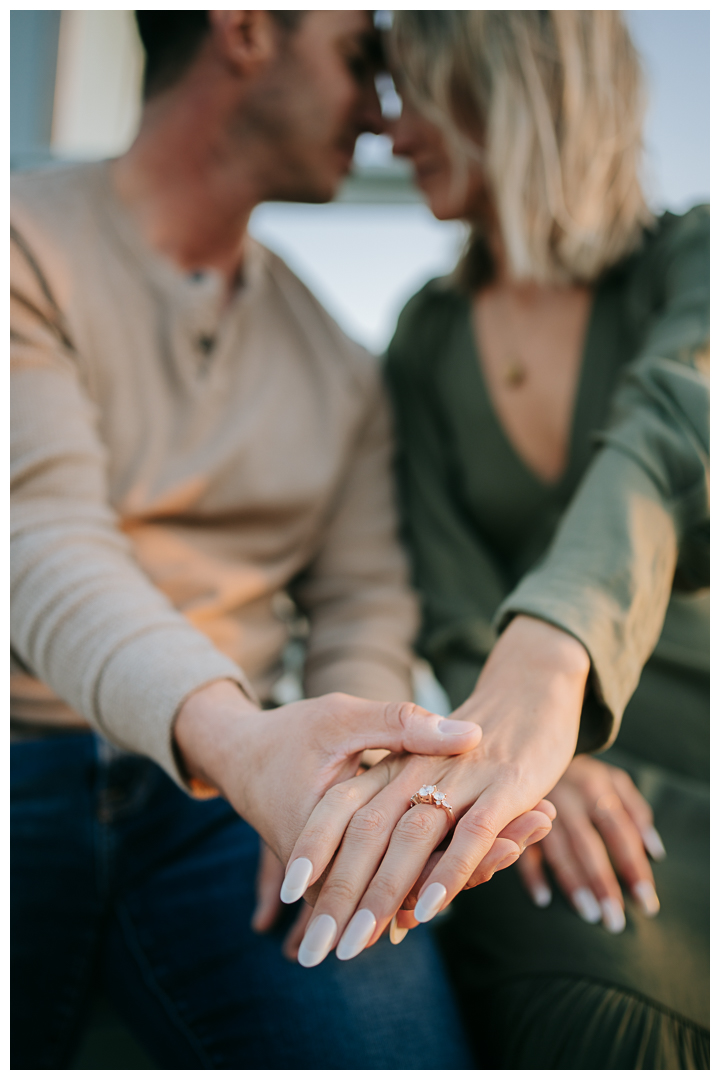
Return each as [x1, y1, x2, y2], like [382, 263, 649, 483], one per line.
[11, 10, 710, 355]
[9, 11, 711, 1066]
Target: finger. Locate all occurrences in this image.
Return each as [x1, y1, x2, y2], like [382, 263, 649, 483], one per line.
[281, 902, 313, 963]
[280, 754, 409, 904]
[391, 910, 418, 938]
[407, 783, 548, 925]
[338, 801, 449, 949]
[462, 836, 522, 888]
[535, 797, 557, 822]
[539, 819, 605, 926]
[252, 842, 286, 932]
[516, 844, 552, 908]
[589, 787, 659, 917]
[296, 763, 449, 966]
[336, 696, 482, 759]
[498, 807, 554, 851]
[397, 849, 443, 911]
[546, 797, 635, 934]
[397, 807, 557, 907]
[454, 808, 554, 893]
[607, 765, 666, 862]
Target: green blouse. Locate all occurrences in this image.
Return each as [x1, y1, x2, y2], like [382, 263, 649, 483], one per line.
[385, 206, 709, 756]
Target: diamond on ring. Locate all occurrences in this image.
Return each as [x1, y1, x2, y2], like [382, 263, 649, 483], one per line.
[410, 784, 456, 825]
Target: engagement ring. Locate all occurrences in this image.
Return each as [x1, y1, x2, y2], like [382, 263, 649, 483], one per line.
[410, 784, 456, 825]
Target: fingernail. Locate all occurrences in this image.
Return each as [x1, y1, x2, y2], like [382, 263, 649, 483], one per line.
[414, 882, 447, 924]
[572, 887, 602, 924]
[437, 718, 477, 735]
[297, 913, 337, 968]
[530, 883, 552, 908]
[389, 914, 408, 945]
[525, 826, 551, 847]
[642, 826, 667, 862]
[280, 857, 313, 904]
[600, 897, 626, 934]
[336, 909, 377, 961]
[494, 850, 520, 872]
[632, 880, 660, 917]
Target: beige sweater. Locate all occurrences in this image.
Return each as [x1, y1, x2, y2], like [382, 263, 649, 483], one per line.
[11, 161, 418, 787]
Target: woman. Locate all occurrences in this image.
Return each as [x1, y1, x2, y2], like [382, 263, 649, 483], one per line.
[383, 10, 708, 1070]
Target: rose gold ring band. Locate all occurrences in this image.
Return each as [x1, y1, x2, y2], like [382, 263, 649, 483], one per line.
[410, 784, 456, 826]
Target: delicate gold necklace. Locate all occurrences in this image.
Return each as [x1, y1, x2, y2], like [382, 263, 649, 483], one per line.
[502, 357, 528, 388]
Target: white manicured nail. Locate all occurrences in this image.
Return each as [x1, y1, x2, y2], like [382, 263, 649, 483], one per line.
[389, 914, 408, 945]
[600, 897, 626, 934]
[297, 914, 337, 968]
[530, 883, 552, 908]
[414, 882, 447, 924]
[572, 887, 602, 924]
[280, 857, 313, 904]
[437, 718, 477, 735]
[642, 826, 667, 861]
[336, 909, 377, 961]
[632, 880, 660, 917]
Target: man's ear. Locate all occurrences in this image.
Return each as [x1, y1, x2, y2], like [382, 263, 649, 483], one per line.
[208, 11, 279, 76]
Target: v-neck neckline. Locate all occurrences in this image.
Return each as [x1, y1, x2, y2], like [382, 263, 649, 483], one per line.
[459, 286, 601, 496]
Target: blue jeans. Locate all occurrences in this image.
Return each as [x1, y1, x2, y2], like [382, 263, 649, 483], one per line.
[11, 733, 472, 1069]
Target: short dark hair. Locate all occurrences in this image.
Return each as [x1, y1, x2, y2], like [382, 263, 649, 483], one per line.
[135, 11, 305, 100]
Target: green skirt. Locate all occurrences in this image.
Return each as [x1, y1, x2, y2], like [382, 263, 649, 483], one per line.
[435, 658, 709, 1070]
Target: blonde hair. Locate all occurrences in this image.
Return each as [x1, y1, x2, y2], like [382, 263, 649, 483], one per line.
[391, 10, 654, 285]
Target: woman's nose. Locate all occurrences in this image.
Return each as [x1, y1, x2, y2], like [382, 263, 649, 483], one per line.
[388, 111, 415, 158]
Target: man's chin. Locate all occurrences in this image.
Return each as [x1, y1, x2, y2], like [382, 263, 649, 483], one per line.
[263, 171, 343, 206]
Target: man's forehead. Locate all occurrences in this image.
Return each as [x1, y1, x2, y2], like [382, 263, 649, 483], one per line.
[304, 9, 375, 39]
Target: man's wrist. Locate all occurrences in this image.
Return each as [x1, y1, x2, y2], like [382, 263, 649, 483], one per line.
[173, 679, 261, 797]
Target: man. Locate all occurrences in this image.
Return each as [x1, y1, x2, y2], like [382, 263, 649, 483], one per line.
[11, 11, 486, 1068]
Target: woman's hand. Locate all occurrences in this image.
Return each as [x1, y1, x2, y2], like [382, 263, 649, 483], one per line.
[173, 679, 483, 867]
[284, 616, 587, 967]
[516, 754, 665, 932]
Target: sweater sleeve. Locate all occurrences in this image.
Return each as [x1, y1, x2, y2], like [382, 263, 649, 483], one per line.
[385, 287, 511, 709]
[496, 207, 710, 751]
[293, 369, 419, 704]
[10, 226, 259, 790]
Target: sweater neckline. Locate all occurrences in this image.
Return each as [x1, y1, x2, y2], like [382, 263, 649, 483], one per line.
[89, 159, 267, 310]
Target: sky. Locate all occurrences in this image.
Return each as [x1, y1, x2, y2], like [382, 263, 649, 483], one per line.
[249, 10, 710, 354]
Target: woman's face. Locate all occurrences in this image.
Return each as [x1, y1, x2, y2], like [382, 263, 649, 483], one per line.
[390, 96, 489, 222]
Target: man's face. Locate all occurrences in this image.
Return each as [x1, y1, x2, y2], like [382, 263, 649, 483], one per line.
[240, 11, 383, 203]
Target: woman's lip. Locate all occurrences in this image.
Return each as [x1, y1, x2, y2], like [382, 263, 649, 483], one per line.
[413, 161, 443, 185]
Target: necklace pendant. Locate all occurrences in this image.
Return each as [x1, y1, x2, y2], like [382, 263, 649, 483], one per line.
[503, 358, 527, 388]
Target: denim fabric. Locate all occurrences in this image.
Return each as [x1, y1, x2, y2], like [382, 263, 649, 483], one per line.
[11, 733, 472, 1069]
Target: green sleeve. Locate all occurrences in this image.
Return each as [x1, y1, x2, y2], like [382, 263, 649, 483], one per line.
[385, 287, 508, 707]
[496, 206, 709, 751]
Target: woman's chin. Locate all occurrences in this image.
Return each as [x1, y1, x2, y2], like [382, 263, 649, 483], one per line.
[421, 192, 462, 222]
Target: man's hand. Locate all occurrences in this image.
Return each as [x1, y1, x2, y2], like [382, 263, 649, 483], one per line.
[282, 616, 585, 966]
[252, 842, 313, 961]
[516, 755, 664, 932]
[173, 679, 483, 868]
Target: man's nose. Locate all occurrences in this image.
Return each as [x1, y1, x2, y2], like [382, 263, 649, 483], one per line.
[357, 79, 384, 136]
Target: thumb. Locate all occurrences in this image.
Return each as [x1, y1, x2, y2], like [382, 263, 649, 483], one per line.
[340, 699, 482, 757]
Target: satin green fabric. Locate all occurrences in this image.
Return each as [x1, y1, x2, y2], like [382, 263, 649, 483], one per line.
[385, 208, 709, 1068]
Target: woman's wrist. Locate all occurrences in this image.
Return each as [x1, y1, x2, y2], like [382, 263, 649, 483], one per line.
[454, 615, 590, 733]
